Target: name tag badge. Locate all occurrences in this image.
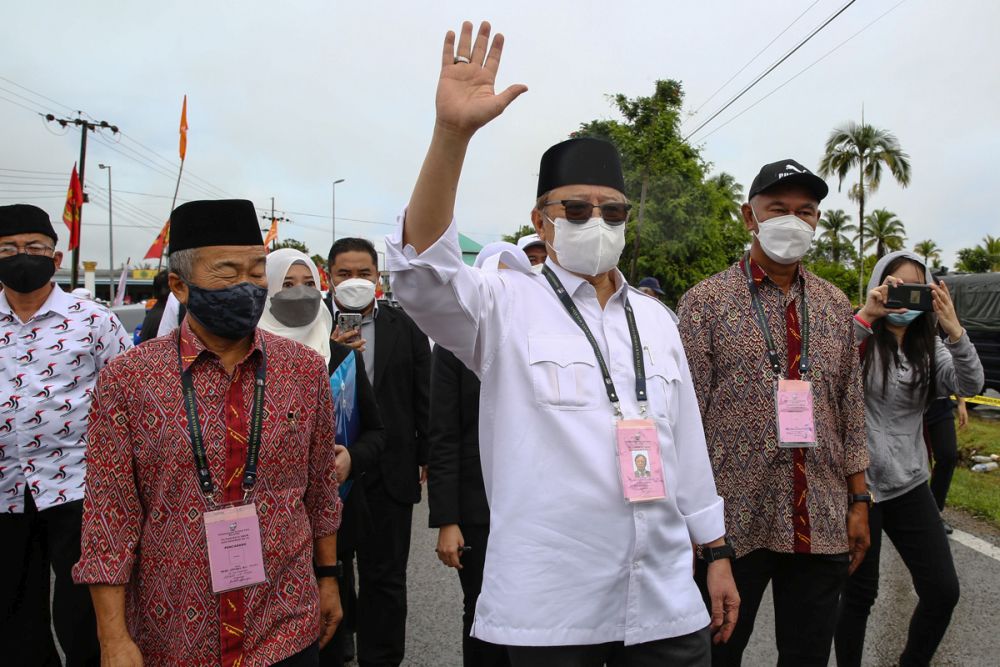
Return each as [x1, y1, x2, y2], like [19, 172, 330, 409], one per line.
[776, 379, 817, 448]
[616, 419, 667, 503]
[204, 502, 267, 593]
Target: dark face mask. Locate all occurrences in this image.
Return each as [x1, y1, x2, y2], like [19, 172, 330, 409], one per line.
[269, 285, 321, 327]
[0, 254, 56, 294]
[184, 281, 268, 340]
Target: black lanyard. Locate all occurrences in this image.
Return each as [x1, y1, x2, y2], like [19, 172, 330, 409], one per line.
[178, 339, 267, 498]
[541, 265, 646, 416]
[742, 255, 810, 378]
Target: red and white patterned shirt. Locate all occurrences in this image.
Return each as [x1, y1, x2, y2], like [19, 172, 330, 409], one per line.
[73, 320, 341, 666]
[0, 284, 132, 513]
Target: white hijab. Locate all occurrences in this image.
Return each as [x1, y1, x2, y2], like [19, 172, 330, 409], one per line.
[258, 248, 333, 363]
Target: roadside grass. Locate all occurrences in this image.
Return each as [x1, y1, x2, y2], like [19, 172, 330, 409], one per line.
[947, 411, 1000, 527]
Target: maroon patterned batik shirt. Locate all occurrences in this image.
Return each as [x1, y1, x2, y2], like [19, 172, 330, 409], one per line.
[74, 320, 341, 666]
[678, 259, 867, 558]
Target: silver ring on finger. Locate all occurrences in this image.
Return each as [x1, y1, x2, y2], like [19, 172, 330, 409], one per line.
[454, 55, 471, 64]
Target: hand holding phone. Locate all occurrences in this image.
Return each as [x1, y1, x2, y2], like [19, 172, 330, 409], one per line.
[886, 283, 933, 311]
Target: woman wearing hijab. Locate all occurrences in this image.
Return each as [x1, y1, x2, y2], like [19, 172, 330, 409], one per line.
[259, 248, 334, 363]
[834, 251, 984, 667]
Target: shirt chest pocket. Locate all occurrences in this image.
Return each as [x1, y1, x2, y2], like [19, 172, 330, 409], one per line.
[644, 349, 682, 422]
[527, 335, 600, 410]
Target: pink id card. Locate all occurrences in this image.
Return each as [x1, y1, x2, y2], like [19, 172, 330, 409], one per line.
[616, 419, 667, 503]
[776, 379, 817, 448]
[204, 503, 267, 593]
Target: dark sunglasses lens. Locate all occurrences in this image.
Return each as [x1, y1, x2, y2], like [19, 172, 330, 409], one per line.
[562, 201, 593, 222]
[601, 204, 630, 223]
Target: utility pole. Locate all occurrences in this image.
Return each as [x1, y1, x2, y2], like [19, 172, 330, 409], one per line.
[261, 197, 288, 251]
[45, 114, 119, 288]
[332, 178, 345, 248]
[98, 164, 114, 303]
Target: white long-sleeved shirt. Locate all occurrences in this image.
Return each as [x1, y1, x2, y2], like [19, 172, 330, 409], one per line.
[386, 219, 725, 647]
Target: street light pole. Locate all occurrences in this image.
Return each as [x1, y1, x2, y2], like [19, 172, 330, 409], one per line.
[99, 163, 114, 304]
[332, 178, 345, 248]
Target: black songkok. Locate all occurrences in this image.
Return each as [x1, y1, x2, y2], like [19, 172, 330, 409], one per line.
[168, 199, 263, 255]
[0, 204, 58, 243]
[536, 137, 626, 197]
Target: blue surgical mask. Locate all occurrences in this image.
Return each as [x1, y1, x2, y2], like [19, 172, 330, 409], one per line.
[185, 281, 268, 340]
[886, 310, 923, 327]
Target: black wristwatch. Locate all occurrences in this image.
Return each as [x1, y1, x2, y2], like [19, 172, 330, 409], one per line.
[849, 491, 875, 507]
[314, 560, 344, 580]
[699, 539, 735, 563]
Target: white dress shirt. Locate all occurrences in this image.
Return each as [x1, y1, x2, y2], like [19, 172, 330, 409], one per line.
[0, 284, 133, 512]
[386, 219, 725, 647]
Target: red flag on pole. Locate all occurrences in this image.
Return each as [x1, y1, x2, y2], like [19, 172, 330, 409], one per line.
[144, 220, 170, 260]
[263, 219, 279, 249]
[61, 164, 84, 251]
[179, 95, 189, 161]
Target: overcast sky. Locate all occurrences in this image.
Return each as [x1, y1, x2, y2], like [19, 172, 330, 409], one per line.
[1, 0, 996, 276]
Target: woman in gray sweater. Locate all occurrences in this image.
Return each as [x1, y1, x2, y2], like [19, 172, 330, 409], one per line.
[835, 251, 984, 667]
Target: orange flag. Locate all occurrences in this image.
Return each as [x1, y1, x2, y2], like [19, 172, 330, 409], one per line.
[61, 163, 84, 251]
[179, 95, 189, 161]
[263, 218, 279, 250]
[144, 220, 171, 260]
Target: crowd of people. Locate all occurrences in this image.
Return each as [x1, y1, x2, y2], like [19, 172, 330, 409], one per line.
[0, 19, 987, 667]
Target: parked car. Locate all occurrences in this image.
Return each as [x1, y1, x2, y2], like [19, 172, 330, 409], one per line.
[945, 272, 1000, 395]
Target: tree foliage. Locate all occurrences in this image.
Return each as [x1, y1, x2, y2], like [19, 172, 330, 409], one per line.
[272, 238, 310, 255]
[861, 209, 906, 258]
[816, 209, 856, 264]
[574, 80, 749, 306]
[913, 239, 941, 267]
[956, 246, 993, 273]
[502, 224, 536, 245]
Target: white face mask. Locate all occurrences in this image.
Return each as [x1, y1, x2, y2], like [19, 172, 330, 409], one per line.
[334, 277, 376, 311]
[545, 215, 626, 276]
[530, 263, 545, 275]
[752, 208, 816, 264]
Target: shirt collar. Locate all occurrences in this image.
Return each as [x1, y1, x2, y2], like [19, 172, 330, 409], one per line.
[0, 283, 73, 320]
[545, 259, 627, 302]
[176, 317, 264, 373]
[745, 256, 804, 293]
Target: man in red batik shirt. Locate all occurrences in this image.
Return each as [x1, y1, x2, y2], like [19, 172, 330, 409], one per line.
[74, 199, 343, 667]
[678, 160, 870, 667]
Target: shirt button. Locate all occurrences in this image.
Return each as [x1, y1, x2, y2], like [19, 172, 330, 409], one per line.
[636, 511, 645, 520]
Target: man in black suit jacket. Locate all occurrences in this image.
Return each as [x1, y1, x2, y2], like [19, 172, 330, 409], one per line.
[428, 345, 509, 667]
[328, 238, 431, 667]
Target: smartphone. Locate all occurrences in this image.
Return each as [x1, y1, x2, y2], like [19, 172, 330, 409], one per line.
[886, 283, 933, 311]
[337, 313, 363, 333]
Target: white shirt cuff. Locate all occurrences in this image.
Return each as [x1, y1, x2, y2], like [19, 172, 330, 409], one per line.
[682, 497, 726, 545]
[384, 210, 464, 285]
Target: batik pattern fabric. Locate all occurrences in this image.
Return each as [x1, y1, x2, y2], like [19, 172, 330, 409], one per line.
[73, 321, 341, 666]
[0, 285, 132, 513]
[678, 259, 868, 558]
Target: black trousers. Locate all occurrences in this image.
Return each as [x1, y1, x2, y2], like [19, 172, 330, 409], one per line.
[927, 417, 959, 511]
[695, 549, 849, 667]
[0, 493, 99, 667]
[506, 627, 710, 667]
[351, 478, 413, 667]
[456, 523, 509, 667]
[273, 642, 319, 666]
[835, 483, 959, 667]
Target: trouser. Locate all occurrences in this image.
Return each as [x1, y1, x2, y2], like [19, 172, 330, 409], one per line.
[835, 483, 959, 667]
[355, 478, 413, 667]
[694, 549, 849, 667]
[506, 627, 711, 667]
[0, 492, 100, 667]
[273, 642, 319, 666]
[457, 523, 509, 667]
[927, 417, 958, 510]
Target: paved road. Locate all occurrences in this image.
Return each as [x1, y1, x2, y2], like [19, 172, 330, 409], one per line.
[403, 500, 1000, 666]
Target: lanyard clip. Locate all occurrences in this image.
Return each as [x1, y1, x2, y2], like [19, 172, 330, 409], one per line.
[639, 401, 648, 418]
[612, 401, 623, 419]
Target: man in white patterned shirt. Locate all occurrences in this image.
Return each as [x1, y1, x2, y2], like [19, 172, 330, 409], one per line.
[0, 204, 132, 665]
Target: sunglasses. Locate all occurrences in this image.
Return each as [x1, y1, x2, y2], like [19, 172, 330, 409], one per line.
[542, 199, 631, 225]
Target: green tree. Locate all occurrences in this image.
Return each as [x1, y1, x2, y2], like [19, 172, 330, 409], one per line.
[982, 234, 1000, 271]
[574, 80, 749, 305]
[816, 209, 856, 264]
[861, 209, 906, 259]
[818, 121, 911, 296]
[502, 224, 536, 245]
[273, 238, 310, 255]
[706, 172, 743, 221]
[913, 239, 941, 266]
[956, 246, 992, 273]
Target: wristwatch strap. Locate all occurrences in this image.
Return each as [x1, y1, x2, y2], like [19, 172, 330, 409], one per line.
[849, 491, 874, 506]
[699, 539, 735, 563]
[313, 560, 344, 580]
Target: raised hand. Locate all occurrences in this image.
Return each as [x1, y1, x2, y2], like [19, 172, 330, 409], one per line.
[436, 21, 528, 137]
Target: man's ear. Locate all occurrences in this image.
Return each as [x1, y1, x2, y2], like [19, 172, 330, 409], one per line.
[168, 272, 189, 306]
[740, 202, 757, 233]
[52, 251, 63, 271]
[531, 209, 548, 243]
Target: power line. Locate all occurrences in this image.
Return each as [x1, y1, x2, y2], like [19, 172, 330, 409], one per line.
[0, 167, 66, 175]
[686, 0, 822, 121]
[0, 76, 76, 114]
[691, 0, 910, 144]
[684, 0, 859, 141]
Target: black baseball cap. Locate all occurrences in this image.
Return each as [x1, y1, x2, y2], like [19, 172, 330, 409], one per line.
[748, 159, 828, 202]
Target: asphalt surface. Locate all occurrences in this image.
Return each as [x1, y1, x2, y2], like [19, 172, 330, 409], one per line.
[404, 499, 1000, 666]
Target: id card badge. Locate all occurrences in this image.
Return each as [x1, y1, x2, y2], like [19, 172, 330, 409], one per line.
[775, 379, 818, 448]
[203, 502, 267, 593]
[616, 419, 667, 503]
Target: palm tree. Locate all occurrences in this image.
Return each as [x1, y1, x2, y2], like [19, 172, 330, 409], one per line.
[983, 234, 1000, 272]
[817, 209, 856, 264]
[818, 120, 911, 295]
[913, 239, 941, 266]
[708, 172, 743, 221]
[861, 209, 906, 259]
